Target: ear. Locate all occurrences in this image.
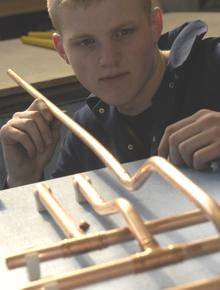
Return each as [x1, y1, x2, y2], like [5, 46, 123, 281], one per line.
[52, 33, 70, 64]
[150, 7, 163, 44]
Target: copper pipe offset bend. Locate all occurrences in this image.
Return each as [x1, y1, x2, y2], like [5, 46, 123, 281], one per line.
[73, 174, 158, 251]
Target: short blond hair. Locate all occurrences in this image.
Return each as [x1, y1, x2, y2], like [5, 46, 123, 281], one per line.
[47, 0, 152, 32]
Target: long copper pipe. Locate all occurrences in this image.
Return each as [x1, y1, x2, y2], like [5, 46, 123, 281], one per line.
[168, 276, 220, 290]
[20, 236, 220, 290]
[73, 174, 158, 251]
[7, 69, 131, 188]
[7, 69, 220, 233]
[5, 208, 211, 269]
[36, 184, 84, 238]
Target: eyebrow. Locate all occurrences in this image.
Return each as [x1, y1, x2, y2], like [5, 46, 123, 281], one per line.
[110, 21, 136, 34]
[69, 34, 94, 42]
[68, 21, 136, 41]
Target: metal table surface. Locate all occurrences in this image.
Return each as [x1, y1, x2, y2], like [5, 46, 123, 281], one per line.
[1, 159, 220, 289]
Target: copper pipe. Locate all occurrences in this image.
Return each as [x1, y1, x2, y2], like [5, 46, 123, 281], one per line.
[21, 36, 54, 49]
[6, 208, 210, 269]
[20, 236, 220, 290]
[36, 184, 84, 238]
[168, 276, 220, 290]
[7, 70, 220, 232]
[73, 174, 158, 251]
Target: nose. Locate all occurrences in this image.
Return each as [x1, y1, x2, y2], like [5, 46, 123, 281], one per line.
[98, 41, 121, 67]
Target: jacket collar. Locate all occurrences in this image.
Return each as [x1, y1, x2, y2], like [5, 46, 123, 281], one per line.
[166, 20, 208, 68]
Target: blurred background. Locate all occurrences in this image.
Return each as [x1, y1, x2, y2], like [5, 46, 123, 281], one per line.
[0, 0, 219, 40]
[158, 0, 220, 12]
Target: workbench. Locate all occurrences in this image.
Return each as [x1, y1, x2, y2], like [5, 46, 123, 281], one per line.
[1, 159, 220, 289]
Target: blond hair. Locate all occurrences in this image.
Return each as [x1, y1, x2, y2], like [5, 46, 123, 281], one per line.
[47, 0, 152, 32]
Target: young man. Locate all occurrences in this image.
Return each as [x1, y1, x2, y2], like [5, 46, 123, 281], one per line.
[1, 0, 220, 187]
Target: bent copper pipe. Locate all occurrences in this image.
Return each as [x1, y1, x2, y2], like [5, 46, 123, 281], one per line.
[5, 208, 212, 269]
[132, 157, 220, 233]
[73, 174, 158, 251]
[7, 70, 220, 233]
[20, 236, 220, 290]
[36, 184, 85, 238]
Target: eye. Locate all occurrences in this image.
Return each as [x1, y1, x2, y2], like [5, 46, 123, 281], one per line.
[75, 38, 96, 48]
[114, 27, 135, 40]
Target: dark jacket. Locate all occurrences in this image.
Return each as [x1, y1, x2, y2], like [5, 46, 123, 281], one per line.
[53, 20, 220, 178]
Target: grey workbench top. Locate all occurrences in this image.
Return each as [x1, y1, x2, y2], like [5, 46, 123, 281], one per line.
[0, 38, 74, 98]
[1, 159, 220, 289]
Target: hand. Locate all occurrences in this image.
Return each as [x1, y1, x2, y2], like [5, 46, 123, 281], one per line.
[158, 109, 220, 170]
[0, 99, 60, 187]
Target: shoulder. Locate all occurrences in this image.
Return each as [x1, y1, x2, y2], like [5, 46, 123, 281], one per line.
[196, 37, 220, 74]
[209, 38, 220, 68]
[192, 37, 220, 110]
[159, 20, 208, 50]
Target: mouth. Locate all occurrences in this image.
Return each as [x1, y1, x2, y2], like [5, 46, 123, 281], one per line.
[99, 72, 129, 82]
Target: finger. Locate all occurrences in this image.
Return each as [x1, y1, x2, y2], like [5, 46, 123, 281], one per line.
[178, 130, 214, 167]
[51, 119, 61, 143]
[168, 111, 220, 166]
[168, 121, 204, 166]
[158, 117, 196, 158]
[169, 146, 185, 166]
[193, 142, 220, 170]
[34, 113, 53, 146]
[10, 118, 45, 153]
[27, 99, 53, 122]
[2, 126, 36, 158]
[13, 111, 53, 145]
[158, 109, 210, 158]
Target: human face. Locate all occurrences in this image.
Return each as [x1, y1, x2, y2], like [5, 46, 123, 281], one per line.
[56, 0, 162, 115]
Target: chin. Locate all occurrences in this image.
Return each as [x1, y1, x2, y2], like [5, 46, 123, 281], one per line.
[97, 89, 131, 105]
[99, 96, 126, 106]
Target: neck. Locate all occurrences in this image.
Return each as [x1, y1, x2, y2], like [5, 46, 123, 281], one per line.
[118, 48, 169, 116]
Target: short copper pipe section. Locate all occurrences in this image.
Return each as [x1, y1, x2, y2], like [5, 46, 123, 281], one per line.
[7, 70, 220, 232]
[6, 208, 210, 269]
[36, 184, 85, 239]
[20, 236, 220, 290]
[167, 276, 220, 290]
